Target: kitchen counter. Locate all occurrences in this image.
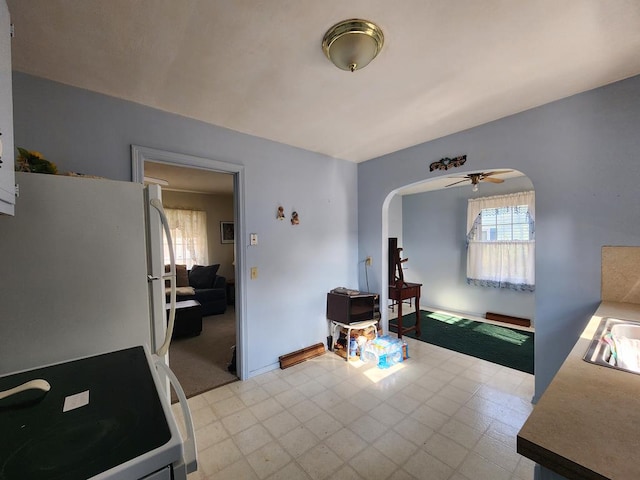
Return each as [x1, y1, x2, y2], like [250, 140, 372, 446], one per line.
[517, 301, 640, 480]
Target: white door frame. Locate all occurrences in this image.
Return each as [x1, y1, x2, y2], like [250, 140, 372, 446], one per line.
[132, 145, 247, 381]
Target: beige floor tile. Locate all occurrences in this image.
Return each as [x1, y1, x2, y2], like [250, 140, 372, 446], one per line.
[232, 423, 273, 456]
[265, 461, 312, 480]
[312, 388, 344, 410]
[262, 409, 300, 438]
[297, 379, 329, 397]
[372, 429, 420, 465]
[198, 438, 243, 476]
[196, 420, 229, 451]
[348, 413, 390, 442]
[486, 418, 520, 450]
[410, 403, 450, 430]
[249, 397, 284, 421]
[289, 398, 323, 422]
[386, 391, 421, 414]
[327, 399, 366, 425]
[210, 458, 259, 480]
[274, 387, 306, 408]
[348, 446, 398, 480]
[261, 378, 292, 396]
[458, 451, 512, 480]
[190, 405, 217, 428]
[278, 425, 320, 458]
[245, 442, 292, 480]
[211, 394, 244, 417]
[426, 393, 463, 417]
[393, 416, 435, 447]
[513, 456, 536, 480]
[387, 469, 421, 480]
[348, 391, 383, 411]
[202, 384, 235, 404]
[236, 385, 271, 407]
[304, 411, 343, 440]
[452, 405, 493, 433]
[329, 464, 366, 480]
[423, 432, 469, 469]
[221, 408, 259, 435]
[185, 322, 537, 480]
[402, 449, 453, 480]
[325, 427, 369, 461]
[439, 418, 484, 450]
[473, 434, 521, 473]
[297, 443, 344, 480]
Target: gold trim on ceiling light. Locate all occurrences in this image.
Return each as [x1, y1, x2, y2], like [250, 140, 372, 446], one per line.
[322, 19, 384, 72]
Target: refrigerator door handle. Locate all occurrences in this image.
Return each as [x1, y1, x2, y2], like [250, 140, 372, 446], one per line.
[149, 198, 177, 357]
[154, 358, 198, 475]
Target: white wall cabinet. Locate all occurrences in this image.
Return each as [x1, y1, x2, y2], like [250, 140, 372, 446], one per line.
[0, 0, 14, 216]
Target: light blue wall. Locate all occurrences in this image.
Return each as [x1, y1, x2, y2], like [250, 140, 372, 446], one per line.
[11, 72, 359, 377]
[359, 74, 640, 400]
[400, 176, 535, 321]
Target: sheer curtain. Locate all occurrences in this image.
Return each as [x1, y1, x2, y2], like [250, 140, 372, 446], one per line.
[163, 208, 208, 269]
[466, 191, 535, 292]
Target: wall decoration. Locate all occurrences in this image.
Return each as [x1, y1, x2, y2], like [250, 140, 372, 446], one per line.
[291, 211, 300, 225]
[220, 221, 234, 244]
[277, 205, 285, 220]
[429, 155, 466, 172]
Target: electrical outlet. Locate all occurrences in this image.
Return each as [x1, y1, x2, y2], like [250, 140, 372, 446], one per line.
[250, 267, 258, 279]
[365, 256, 372, 266]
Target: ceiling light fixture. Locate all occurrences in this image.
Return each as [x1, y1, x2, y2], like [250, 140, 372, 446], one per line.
[322, 19, 384, 72]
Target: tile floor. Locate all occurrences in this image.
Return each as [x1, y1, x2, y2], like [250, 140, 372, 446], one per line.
[172, 311, 536, 480]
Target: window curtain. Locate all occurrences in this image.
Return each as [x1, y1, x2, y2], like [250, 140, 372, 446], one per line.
[466, 191, 535, 292]
[164, 208, 208, 269]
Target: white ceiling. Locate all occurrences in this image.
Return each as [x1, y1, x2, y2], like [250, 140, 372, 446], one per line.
[7, 1, 640, 166]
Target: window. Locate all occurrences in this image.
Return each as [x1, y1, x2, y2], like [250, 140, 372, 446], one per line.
[478, 205, 532, 242]
[466, 191, 535, 291]
[163, 208, 208, 269]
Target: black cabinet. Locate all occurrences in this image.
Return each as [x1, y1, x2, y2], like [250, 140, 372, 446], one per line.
[326, 290, 377, 324]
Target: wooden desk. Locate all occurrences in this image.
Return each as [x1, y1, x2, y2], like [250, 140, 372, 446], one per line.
[389, 282, 422, 339]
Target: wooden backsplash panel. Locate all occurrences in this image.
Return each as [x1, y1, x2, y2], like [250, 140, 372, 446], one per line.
[602, 246, 640, 304]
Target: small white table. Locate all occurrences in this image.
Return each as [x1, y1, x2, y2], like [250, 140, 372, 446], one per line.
[330, 319, 379, 361]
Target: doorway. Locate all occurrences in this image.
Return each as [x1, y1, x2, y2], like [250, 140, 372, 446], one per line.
[132, 145, 246, 397]
[383, 169, 535, 369]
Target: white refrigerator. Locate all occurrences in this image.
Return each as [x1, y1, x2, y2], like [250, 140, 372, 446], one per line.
[0, 171, 171, 373]
[0, 171, 196, 478]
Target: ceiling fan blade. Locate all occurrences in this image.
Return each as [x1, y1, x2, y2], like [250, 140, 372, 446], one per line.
[482, 177, 504, 183]
[483, 170, 513, 177]
[445, 179, 469, 187]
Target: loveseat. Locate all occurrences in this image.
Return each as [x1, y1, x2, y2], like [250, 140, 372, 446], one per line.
[166, 264, 227, 316]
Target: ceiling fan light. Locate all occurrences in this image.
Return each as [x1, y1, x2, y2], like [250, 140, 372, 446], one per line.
[472, 184, 479, 192]
[322, 19, 384, 72]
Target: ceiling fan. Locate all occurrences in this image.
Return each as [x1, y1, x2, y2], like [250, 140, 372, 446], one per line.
[445, 170, 513, 191]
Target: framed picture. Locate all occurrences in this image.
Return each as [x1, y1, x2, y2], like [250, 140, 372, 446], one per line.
[220, 221, 235, 244]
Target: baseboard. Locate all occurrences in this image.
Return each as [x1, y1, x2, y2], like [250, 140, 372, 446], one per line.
[279, 343, 326, 369]
[486, 311, 531, 328]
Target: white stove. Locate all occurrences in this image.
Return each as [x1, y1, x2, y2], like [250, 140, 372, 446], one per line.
[0, 346, 196, 480]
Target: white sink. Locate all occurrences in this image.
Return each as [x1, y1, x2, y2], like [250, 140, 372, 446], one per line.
[583, 317, 640, 374]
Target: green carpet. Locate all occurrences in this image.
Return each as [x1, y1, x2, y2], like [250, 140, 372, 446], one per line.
[390, 311, 534, 374]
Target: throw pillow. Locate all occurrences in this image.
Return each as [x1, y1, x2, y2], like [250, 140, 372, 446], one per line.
[165, 264, 190, 287]
[189, 264, 220, 289]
